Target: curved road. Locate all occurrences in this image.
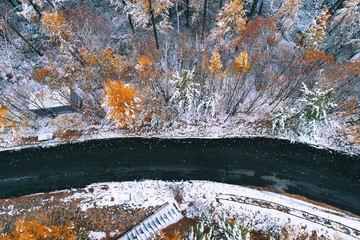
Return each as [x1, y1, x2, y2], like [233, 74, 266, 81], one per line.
[0, 137, 359, 215]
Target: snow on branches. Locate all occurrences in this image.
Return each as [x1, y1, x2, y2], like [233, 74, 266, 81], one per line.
[271, 82, 338, 139]
[17, 0, 64, 22]
[169, 68, 219, 117]
[41, 9, 73, 54]
[330, 0, 360, 56]
[210, 0, 247, 41]
[299, 83, 337, 125]
[276, 0, 303, 37]
[166, 210, 250, 240]
[170, 68, 200, 114]
[303, 20, 325, 50]
[301, 11, 329, 50]
[123, 0, 173, 32]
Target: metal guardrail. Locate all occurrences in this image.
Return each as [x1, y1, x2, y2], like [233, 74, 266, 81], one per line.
[217, 194, 360, 239]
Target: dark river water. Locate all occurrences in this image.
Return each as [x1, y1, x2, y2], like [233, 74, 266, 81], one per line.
[0, 137, 359, 215]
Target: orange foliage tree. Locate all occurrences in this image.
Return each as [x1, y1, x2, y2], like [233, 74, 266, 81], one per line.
[234, 51, 250, 73]
[41, 10, 73, 52]
[0, 219, 75, 240]
[69, 46, 130, 120]
[296, 49, 334, 85]
[135, 54, 158, 88]
[30, 62, 71, 90]
[102, 81, 141, 127]
[39, 7, 132, 121]
[81, 47, 129, 81]
[203, 50, 228, 80]
[0, 103, 10, 131]
[135, 55, 154, 73]
[0, 101, 20, 133]
[234, 16, 278, 49]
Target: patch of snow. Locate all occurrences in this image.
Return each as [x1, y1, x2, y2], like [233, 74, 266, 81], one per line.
[350, 52, 360, 61]
[0, 205, 21, 216]
[109, 229, 120, 237]
[38, 133, 53, 141]
[65, 181, 174, 211]
[88, 231, 106, 240]
[28, 87, 71, 110]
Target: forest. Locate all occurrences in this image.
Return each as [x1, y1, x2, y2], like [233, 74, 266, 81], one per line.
[0, 0, 359, 152]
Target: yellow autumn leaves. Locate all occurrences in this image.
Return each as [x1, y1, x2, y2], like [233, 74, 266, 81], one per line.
[0, 102, 20, 133]
[235, 51, 250, 72]
[204, 50, 250, 77]
[0, 104, 10, 128]
[34, 5, 253, 129]
[102, 81, 140, 128]
[41, 10, 71, 43]
[203, 51, 227, 78]
[211, 0, 247, 39]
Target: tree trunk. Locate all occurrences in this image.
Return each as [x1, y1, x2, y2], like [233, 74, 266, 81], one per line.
[329, 0, 345, 14]
[258, 0, 264, 16]
[45, 0, 55, 9]
[168, 4, 172, 19]
[0, 29, 11, 43]
[148, 0, 159, 49]
[327, 15, 345, 36]
[13, 0, 22, 6]
[6, 0, 18, 8]
[176, 3, 180, 32]
[127, 14, 135, 33]
[27, 0, 42, 17]
[121, 0, 135, 33]
[248, 0, 260, 19]
[2, 17, 43, 56]
[201, 0, 208, 41]
[186, 0, 190, 28]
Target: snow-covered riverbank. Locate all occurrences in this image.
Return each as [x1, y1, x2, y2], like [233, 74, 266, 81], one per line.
[70, 180, 360, 239]
[1, 112, 358, 155]
[1, 180, 359, 239]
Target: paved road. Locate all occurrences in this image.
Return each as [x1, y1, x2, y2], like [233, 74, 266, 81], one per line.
[0, 137, 359, 215]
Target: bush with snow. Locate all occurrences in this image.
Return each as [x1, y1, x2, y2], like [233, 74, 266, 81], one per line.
[170, 68, 200, 115]
[170, 68, 218, 118]
[182, 210, 250, 240]
[271, 82, 338, 139]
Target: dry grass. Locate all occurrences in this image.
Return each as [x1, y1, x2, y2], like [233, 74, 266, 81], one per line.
[0, 190, 158, 239]
[54, 129, 83, 142]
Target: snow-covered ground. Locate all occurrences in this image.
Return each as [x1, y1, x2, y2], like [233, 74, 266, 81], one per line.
[1, 112, 358, 155]
[61, 180, 360, 240]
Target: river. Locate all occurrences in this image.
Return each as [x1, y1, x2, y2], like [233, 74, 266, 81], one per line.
[0, 137, 359, 215]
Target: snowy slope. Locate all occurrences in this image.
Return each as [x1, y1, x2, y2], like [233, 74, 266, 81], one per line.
[63, 180, 360, 240]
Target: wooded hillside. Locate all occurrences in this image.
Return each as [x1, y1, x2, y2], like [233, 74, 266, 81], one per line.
[0, 0, 359, 151]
